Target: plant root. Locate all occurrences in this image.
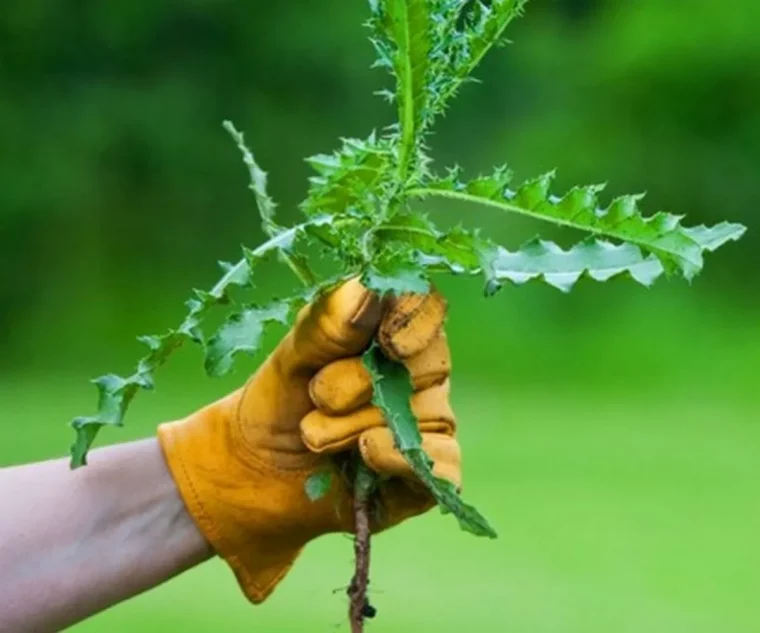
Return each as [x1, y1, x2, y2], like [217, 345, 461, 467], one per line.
[349, 464, 375, 633]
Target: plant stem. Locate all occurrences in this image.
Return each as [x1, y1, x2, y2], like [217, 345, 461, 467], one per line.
[279, 251, 316, 286]
[349, 462, 376, 633]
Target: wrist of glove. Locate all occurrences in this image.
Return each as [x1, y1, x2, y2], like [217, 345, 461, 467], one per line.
[157, 280, 461, 603]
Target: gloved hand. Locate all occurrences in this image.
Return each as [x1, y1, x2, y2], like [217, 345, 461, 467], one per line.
[158, 279, 461, 603]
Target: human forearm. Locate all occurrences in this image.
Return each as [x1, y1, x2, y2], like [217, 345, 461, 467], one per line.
[0, 438, 213, 633]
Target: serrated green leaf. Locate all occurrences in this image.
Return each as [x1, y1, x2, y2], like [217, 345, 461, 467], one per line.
[213, 260, 252, 292]
[376, 213, 479, 268]
[458, 1, 528, 72]
[362, 244, 430, 295]
[376, 215, 664, 293]
[71, 375, 140, 467]
[136, 332, 185, 382]
[204, 302, 292, 377]
[302, 135, 393, 218]
[363, 265, 430, 296]
[69, 424, 101, 468]
[409, 169, 746, 280]
[69, 215, 355, 468]
[305, 471, 334, 502]
[487, 237, 665, 293]
[369, 0, 432, 179]
[684, 223, 747, 252]
[375, 213, 497, 293]
[426, 0, 528, 123]
[361, 344, 497, 538]
[223, 120, 278, 235]
[225, 120, 318, 286]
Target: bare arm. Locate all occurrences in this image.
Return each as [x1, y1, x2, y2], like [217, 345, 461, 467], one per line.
[0, 439, 213, 633]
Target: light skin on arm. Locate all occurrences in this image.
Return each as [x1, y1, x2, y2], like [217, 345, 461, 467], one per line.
[0, 439, 212, 633]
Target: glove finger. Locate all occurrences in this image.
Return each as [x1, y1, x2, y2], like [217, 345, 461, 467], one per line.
[308, 332, 451, 416]
[301, 381, 454, 453]
[284, 278, 383, 372]
[359, 427, 462, 489]
[302, 412, 452, 454]
[378, 290, 447, 361]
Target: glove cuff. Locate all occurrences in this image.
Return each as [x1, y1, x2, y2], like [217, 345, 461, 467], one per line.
[157, 408, 305, 603]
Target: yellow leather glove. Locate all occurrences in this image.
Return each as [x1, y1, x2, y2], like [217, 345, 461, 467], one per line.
[157, 279, 461, 603]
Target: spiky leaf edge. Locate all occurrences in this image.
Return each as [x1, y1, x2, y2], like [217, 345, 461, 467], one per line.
[69, 216, 354, 468]
[408, 169, 746, 280]
[375, 214, 665, 293]
[224, 120, 317, 285]
[361, 343, 497, 538]
[426, 0, 529, 123]
[368, 0, 432, 181]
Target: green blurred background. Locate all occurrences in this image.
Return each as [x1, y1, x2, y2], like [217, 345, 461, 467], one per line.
[1, 0, 758, 630]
